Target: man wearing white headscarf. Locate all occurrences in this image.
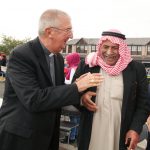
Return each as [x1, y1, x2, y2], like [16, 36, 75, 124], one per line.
[73, 29, 149, 150]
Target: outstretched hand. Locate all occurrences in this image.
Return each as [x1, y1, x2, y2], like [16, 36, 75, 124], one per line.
[75, 72, 104, 92]
[146, 115, 150, 131]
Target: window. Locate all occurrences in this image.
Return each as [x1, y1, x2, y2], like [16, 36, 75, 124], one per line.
[80, 46, 85, 53]
[76, 45, 86, 53]
[62, 46, 66, 53]
[147, 45, 150, 55]
[91, 45, 96, 52]
[85, 46, 88, 51]
[130, 45, 141, 55]
[137, 46, 142, 55]
[68, 45, 72, 53]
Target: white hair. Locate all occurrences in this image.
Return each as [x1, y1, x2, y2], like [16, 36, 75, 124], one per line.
[38, 9, 71, 35]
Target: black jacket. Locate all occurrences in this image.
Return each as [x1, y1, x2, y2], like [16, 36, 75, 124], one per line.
[73, 60, 149, 150]
[0, 38, 80, 150]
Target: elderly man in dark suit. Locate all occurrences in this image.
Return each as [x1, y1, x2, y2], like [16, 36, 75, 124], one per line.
[0, 9, 101, 150]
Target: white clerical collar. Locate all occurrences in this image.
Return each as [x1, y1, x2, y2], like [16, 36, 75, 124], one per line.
[49, 53, 54, 57]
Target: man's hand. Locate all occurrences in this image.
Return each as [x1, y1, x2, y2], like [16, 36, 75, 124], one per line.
[75, 72, 104, 92]
[81, 91, 98, 112]
[146, 115, 150, 131]
[125, 130, 139, 150]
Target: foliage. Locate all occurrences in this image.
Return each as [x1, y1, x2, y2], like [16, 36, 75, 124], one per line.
[0, 35, 30, 55]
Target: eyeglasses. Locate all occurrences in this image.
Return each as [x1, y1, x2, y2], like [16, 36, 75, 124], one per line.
[51, 27, 72, 34]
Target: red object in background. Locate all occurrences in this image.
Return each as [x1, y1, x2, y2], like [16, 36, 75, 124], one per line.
[64, 67, 69, 76]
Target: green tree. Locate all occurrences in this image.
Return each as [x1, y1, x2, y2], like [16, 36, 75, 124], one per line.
[0, 35, 30, 55]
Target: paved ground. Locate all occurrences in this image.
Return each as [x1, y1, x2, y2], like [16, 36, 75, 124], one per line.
[0, 81, 147, 150]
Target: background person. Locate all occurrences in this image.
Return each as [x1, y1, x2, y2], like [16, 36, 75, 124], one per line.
[65, 52, 80, 84]
[0, 53, 7, 67]
[0, 53, 7, 80]
[61, 52, 81, 143]
[73, 29, 149, 150]
[0, 9, 101, 150]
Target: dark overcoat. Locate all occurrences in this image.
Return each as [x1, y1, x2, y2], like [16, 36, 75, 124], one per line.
[0, 38, 80, 150]
[73, 60, 149, 150]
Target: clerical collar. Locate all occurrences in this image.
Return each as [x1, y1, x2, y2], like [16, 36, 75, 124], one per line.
[49, 53, 54, 57]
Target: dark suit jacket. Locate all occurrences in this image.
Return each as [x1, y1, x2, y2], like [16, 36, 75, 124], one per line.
[146, 132, 150, 150]
[73, 60, 149, 150]
[0, 38, 80, 150]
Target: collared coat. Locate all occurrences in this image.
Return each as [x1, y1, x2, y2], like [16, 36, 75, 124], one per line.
[0, 38, 80, 150]
[73, 60, 149, 150]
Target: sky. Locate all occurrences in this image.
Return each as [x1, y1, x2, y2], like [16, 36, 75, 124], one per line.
[0, 0, 150, 41]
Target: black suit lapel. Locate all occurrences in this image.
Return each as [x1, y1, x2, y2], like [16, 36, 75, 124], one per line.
[29, 38, 51, 82]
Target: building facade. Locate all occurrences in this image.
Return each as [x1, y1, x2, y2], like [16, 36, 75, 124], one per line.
[62, 38, 150, 62]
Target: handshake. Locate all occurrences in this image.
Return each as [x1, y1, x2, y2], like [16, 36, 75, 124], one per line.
[75, 72, 104, 92]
